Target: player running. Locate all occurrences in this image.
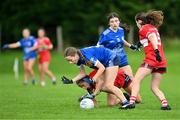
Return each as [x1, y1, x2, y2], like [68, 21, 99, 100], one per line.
[2, 28, 37, 85]
[64, 46, 132, 109]
[30, 28, 56, 86]
[62, 69, 142, 106]
[125, 10, 171, 110]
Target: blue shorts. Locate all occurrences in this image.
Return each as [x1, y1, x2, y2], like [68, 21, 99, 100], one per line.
[112, 47, 129, 67]
[23, 53, 37, 61]
[118, 55, 129, 67]
[106, 54, 120, 67]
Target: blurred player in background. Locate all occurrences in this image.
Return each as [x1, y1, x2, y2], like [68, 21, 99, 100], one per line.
[63, 46, 132, 109]
[97, 12, 139, 81]
[3, 28, 37, 85]
[126, 10, 171, 110]
[62, 69, 142, 106]
[30, 28, 56, 86]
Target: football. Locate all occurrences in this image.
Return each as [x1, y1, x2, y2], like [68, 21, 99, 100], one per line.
[80, 98, 94, 109]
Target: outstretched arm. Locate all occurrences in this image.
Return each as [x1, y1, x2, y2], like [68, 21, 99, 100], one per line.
[123, 40, 140, 51]
[123, 40, 131, 47]
[72, 65, 86, 82]
[5, 42, 21, 49]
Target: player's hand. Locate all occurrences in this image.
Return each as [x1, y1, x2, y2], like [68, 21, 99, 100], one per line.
[136, 41, 143, 48]
[154, 49, 162, 62]
[82, 93, 95, 99]
[78, 95, 84, 102]
[40, 45, 48, 50]
[2, 44, 8, 49]
[130, 44, 140, 51]
[61, 76, 73, 84]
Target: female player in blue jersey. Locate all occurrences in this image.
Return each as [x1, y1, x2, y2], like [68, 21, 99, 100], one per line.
[97, 12, 139, 80]
[3, 28, 37, 85]
[64, 46, 132, 109]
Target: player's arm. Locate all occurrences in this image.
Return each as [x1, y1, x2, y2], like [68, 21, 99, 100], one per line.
[123, 40, 131, 47]
[42, 39, 53, 50]
[148, 33, 158, 50]
[148, 33, 162, 62]
[123, 40, 139, 51]
[92, 61, 105, 96]
[30, 42, 39, 51]
[72, 65, 86, 82]
[3, 42, 21, 49]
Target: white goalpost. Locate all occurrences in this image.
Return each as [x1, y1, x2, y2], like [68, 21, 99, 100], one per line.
[13, 57, 19, 80]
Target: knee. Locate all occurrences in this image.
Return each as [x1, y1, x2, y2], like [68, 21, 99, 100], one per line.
[42, 68, 49, 73]
[107, 101, 116, 107]
[151, 85, 159, 93]
[27, 67, 33, 72]
[104, 84, 113, 90]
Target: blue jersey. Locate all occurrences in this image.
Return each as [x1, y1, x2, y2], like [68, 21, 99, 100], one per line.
[77, 46, 119, 68]
[18, 36, 37, 60]
[97, 27, 125, 49]
[97, 27, 128, 67]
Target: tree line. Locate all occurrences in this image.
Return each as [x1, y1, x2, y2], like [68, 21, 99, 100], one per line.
[0, 0, 179, 47]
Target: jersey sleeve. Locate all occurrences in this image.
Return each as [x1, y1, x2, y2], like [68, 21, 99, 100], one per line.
[30, 37, 37, 46]
[18, 39, 24, 47]
[97, 33, 105, 46]
[86, 56, 99, 67]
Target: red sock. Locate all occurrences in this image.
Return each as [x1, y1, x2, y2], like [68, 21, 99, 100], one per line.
[130, 96, 136, 104]
[161, 99, 168, 107]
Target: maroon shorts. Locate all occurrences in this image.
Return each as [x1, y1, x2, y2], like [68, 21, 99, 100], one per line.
[140, 62, 167, 74]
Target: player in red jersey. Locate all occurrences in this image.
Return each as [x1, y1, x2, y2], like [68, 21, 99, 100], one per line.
[125, 10, 171, 110]
[31, 28, 56, 86]
[62, 69, 142, 106]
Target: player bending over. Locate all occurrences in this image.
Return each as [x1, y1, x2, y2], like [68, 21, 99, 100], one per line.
[62, 69, 142, 106]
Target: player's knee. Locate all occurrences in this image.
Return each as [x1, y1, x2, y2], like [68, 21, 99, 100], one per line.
[151, 85, 159, 93]
[107, 101, 116, 107]
[42, 68, 49, 73]
[104, 84, 114, 90]
[27, 67, 33, 72]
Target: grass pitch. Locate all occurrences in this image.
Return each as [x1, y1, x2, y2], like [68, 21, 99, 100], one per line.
[0, 41, 180, 119]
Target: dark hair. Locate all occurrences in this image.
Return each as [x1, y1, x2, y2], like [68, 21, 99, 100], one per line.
[119, 23, 130, 33]
[135, 10, 164, 28]
[107, 12, 120, 22]
[107, 12, 130, 33]
[64, 47, 81, 57]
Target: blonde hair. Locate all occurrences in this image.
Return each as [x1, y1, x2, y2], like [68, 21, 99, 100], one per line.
[64, 47, 80, 57]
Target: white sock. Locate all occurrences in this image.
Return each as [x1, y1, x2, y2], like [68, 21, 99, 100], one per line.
[52, 77, 56, 82]
[24, 80, 28, 84]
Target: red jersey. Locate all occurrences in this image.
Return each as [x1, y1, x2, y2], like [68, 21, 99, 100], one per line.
[139, 24, 166, 67]
[37, 37, 52, 63]
[88, 70, 131, 88]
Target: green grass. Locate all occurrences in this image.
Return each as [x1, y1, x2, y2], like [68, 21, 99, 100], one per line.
[0, 42, 180, 119]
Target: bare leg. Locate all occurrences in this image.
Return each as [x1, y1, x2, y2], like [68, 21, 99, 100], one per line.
[124, 83, 142, 103]
[103, 66, 128, 103]
[23, 61, 29, 85]
[38, 63, 45, 86]
[42, 62, 55, 79]
[130, 67, 151, 104]
[151, 73, 168, 106]
[27, 58, 36, 79]
[107, 93, 120, 106]
[120, 65, 134, 80]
